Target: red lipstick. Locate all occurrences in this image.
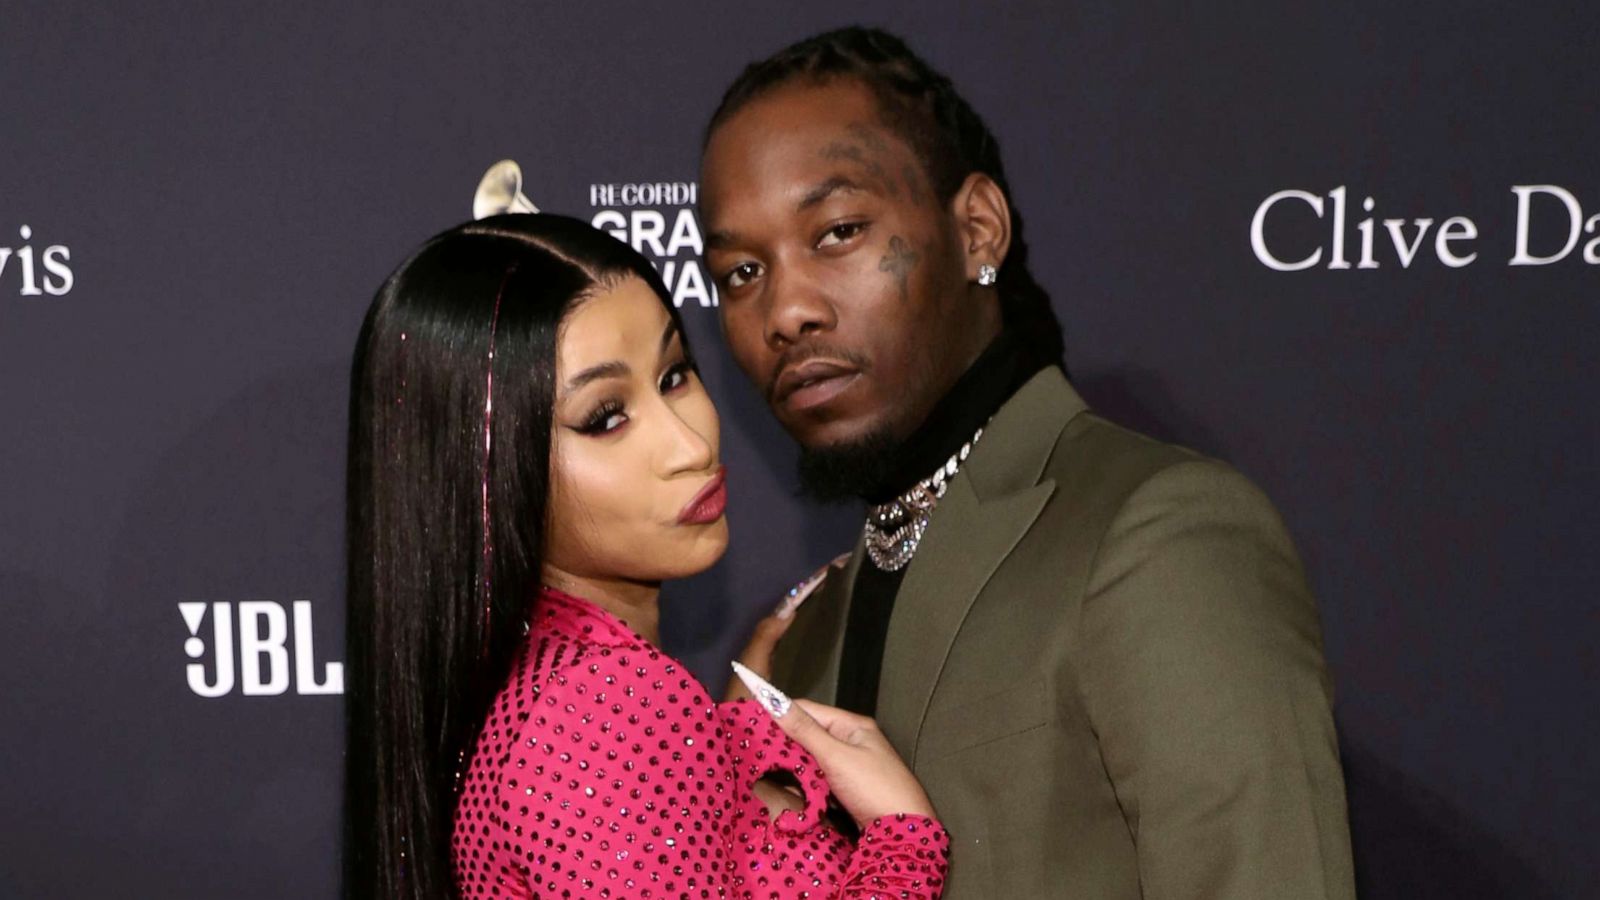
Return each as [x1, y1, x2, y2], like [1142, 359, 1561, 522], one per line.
[677, 466, 728, 525]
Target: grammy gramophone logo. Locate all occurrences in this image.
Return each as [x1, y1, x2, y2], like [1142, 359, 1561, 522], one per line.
[472, 160, 541, 219]
[471, 159, 716, 308]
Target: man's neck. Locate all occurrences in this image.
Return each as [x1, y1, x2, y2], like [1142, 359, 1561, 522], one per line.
[862, 327, 1046, 505]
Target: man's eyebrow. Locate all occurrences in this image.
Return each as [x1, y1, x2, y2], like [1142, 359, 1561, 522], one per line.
[705, 177, 872, 250]
[707, 229, 737, 250]
[797, 175, 869, 212]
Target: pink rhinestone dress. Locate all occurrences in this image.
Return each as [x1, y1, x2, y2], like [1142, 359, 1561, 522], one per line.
[453, 587, 951, 899]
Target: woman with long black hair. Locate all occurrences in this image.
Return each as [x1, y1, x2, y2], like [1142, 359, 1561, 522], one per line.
[343, 213, 949, 899]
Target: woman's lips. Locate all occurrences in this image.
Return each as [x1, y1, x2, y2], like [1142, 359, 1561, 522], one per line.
[677, 466, 728, 525]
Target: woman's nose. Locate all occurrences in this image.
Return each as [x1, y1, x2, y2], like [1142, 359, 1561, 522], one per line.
[658, 398, 717, 474]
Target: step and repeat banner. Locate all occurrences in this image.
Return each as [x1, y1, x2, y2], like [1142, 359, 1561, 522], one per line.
[2, 3, 1595, 897]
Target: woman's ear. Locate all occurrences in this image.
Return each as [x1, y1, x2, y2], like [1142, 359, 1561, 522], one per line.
[949, 172, 1012, 281]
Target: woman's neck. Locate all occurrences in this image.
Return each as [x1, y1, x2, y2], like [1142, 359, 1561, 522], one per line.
[540, 566, 662, 645]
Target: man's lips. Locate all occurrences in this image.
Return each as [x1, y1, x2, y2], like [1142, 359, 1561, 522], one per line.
[677, 466, 728, 525]
[773, 360, 861, 413]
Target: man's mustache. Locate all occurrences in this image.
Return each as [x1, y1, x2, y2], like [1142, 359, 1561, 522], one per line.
[764, 343, 872, 404]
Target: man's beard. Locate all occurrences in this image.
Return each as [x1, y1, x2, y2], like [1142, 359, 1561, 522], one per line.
[796, 427, 901, 502]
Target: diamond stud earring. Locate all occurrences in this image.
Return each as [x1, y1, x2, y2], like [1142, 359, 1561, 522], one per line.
[977, 263, 998, 286]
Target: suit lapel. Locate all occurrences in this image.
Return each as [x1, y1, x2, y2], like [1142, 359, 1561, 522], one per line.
[874, 368, 1087, 763]
[876, 473, 1054, 761]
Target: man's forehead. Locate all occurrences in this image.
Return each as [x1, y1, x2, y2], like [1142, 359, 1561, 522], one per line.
[703, 101, 909, 218]
[703, 169, 876, 247]
[733, 78, 885, 132]
[704, 83, 905, 173]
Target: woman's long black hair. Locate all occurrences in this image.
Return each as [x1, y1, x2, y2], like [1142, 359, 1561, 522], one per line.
[343, 213, 684, 900]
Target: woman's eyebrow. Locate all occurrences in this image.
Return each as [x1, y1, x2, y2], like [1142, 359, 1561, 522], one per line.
[560, 321, 677, 398]
[561, 361, 629, 398]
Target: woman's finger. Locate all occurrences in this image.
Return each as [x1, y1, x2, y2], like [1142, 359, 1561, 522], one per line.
[731, 664, 860, 770]
[732, 662, 812, 730]
[732, 666, 875, 756]
[792, 698, 882, 747]
[732, 663, 936, 828]
[738, 612, 792, 671]
[775, 565, 830, 620]
[725, 614, 789, 700]
[764, 685, 833, 749]
[724, 569, 832, 701]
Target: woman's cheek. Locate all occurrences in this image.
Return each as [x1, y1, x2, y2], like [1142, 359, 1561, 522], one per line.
[685, 384, 721, 452]
[547, 447, 613, 552]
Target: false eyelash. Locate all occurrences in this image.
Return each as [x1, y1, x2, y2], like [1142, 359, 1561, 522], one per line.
[660, 360, 697, 391]
[575, 399, 625, 435]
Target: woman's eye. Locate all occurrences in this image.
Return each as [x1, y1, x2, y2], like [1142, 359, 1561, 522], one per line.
[576, 402, 628, 435]
[660, 362, 694, 393]
[816, 221, 866, 249]
[724, 262, 761, 289]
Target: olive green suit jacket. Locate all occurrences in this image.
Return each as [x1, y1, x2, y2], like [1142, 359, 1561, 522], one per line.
[771, 368, 1355, 899]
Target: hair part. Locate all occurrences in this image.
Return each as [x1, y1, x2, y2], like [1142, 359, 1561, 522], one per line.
[343, 214, 683, 900]
[706, 26, 1066, 371]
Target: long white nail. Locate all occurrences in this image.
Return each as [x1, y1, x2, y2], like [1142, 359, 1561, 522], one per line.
[731, 660, 791, 718]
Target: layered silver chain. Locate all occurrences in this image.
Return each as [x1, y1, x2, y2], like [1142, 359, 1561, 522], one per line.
[862, 424, 985, 572]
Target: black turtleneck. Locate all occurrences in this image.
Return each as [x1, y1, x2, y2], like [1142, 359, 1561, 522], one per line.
[835, 328, 1048, 716]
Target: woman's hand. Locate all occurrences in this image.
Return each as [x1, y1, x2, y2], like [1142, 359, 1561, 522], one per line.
[724, 554, 849, 702]
[732, 662, 936, 830]
[775, 697, 938, 830]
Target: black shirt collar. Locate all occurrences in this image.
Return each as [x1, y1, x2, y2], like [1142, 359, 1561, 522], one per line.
[863, 328, 1047, 504]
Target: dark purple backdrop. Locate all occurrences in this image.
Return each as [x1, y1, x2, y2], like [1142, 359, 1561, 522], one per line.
[2, 3, 1595, 897]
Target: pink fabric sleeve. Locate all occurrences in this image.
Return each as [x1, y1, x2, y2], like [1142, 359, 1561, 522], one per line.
[842, 814, 951, 899]
[458, 637, 950, 899]
[720, 699, 952, 899]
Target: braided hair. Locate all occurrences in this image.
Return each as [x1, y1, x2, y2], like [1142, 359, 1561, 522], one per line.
[705, 26, 1066, 371]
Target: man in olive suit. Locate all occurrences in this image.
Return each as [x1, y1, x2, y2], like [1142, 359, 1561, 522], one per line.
[700, 27, 1356, 899]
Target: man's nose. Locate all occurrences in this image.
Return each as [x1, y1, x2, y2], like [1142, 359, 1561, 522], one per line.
[763, 264, 836, 349]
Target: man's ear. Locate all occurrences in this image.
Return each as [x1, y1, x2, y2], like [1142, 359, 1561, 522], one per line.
[949, 172, 1012, 280]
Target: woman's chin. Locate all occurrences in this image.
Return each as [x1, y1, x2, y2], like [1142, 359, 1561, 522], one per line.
[657, 519, 731, 580]
[585, 521, 732, 585]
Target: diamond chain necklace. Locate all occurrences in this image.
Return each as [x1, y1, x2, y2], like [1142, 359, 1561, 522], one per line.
[862, 423, 986, 572]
